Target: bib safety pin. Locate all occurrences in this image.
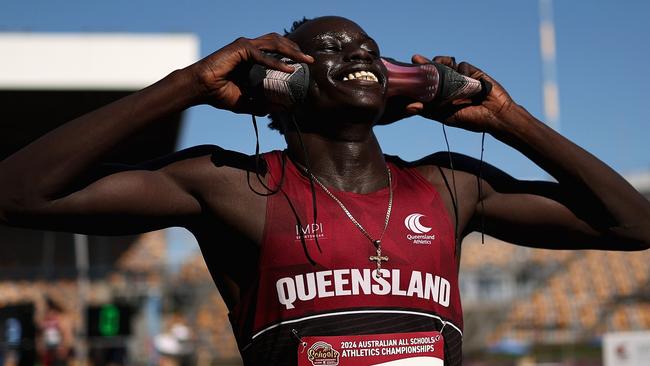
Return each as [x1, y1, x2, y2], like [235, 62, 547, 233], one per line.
[291, 328, 308, 353]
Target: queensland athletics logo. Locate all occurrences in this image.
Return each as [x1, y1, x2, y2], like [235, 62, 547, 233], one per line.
[307, 341, 340, 365]
[404, 213, 436, 245]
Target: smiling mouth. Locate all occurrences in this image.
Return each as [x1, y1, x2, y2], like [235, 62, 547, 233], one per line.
[341, 70, 379, 83]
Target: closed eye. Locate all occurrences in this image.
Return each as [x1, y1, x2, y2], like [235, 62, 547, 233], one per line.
[318, 43, 341, 53]
[364, 47, 379, 57]
[361, 40, 380, 57]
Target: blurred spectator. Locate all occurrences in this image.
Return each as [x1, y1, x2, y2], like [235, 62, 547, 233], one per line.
[36, 298, 73, 366]
[154, 315, 194, 366]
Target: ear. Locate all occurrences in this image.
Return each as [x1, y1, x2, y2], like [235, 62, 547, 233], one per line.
[275, 111, 293, 135]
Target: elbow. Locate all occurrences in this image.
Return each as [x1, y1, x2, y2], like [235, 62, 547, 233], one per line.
[0, 192, 45, 226]
[640, 228, 650, 251]
[0, 195, 24, 225]
[628, 239, 650, 251]
[611, 222, 650, 251]
[624, 236, 650, 251]
[592, 213, 650, 251]
[0, 199, 17, 226]
[633, 205, 650, 250]
[635, 214, 650, 250]
[0, 190, 20, 224]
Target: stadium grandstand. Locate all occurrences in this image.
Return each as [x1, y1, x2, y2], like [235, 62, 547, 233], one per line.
[0, 32, 197, 365]
[461, 172, 650, 364]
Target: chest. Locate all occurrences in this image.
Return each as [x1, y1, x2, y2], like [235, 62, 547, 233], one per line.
[261, 171, 457, 275]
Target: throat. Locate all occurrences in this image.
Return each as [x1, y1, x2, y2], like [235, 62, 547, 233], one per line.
[285, 131, 389, 194]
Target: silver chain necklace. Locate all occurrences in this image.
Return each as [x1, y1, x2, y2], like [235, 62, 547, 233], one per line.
[299, 163, 393, 278]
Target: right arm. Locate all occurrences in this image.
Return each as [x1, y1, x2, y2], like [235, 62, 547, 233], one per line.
[0, 33, 312, 234]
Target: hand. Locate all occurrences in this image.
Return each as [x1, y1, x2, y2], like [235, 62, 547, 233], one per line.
[188, 33, 313, 115]
[375, 95, 420, 126]
[407, 55, 518, 133]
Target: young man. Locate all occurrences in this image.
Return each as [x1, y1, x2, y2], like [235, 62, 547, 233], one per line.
[0, 16, 648, 365]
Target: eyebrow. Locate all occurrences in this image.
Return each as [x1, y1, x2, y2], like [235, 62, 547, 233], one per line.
[312, 32, 377, 47]
[313, 32, 351, 43]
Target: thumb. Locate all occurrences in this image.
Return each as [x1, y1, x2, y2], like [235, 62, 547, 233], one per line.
[406, 102, 424, 114]
[411, 54, 431, 65]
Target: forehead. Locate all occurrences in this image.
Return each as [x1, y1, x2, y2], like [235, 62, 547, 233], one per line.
[288, 16, 370, 47]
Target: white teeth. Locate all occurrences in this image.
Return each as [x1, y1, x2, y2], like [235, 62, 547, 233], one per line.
[342, 71, 379, 82]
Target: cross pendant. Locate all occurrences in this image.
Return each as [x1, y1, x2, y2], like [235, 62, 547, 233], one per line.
[369, 240, 388, 278]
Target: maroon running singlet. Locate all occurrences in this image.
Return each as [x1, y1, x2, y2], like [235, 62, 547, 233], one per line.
[230, 151, 463, 365]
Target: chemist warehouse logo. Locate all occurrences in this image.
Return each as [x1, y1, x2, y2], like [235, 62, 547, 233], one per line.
[404, 213, 436, 245]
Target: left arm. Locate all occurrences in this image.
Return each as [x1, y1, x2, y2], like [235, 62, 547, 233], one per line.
[410, 56, 650, 250]
[479, 105, 649, 250]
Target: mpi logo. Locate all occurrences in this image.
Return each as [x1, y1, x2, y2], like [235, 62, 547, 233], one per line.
[295, 223, 325, 241]
[404, 213, 436, 245]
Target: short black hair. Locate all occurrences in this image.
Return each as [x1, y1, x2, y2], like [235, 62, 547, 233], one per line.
[267, 17, 313, 134]
[285, 16, 312, 36]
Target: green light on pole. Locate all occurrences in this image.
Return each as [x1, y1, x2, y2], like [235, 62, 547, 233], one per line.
[99, 304, 120, 337]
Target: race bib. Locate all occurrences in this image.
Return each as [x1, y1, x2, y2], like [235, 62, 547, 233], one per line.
[297, 331, 444, 366]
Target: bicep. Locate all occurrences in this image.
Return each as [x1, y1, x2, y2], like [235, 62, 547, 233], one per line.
[476, 183, 606, 249]
[414, 152, 593, 248]
[8, 169, 202, 235]
[422, 152, 619, 250]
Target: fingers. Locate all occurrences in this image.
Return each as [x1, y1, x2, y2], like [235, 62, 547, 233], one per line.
[457, 61, 483, 79]
[416, 55, 483, 79]
[233, 33, 313, 73]
[411, 54, 486, 79]
[432, 56, 457, 69]
[250, 33, 314, 72]
[254, 33, 313, 62]
[433, 56, 489, 81]
[430, 57, 484, 79]
[247, 48, 296, 74]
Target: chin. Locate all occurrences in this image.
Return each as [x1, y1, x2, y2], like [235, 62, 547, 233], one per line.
[296, 86, 386, 130]
[329, 90, 385, 118]
[322, 103, 385, 127]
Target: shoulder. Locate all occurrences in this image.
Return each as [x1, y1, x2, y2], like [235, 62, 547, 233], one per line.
[143, 144, 260, 174]
[388, 152, 517, 188]
[385, 151, 482, 169]
[136, 145, 268, 194]
[140, 144, 260, 172]
[385, 151, 481, 183]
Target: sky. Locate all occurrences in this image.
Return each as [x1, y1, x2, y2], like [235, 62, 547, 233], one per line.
[2, 0, 649, 265]
[2, 0, 648, 179]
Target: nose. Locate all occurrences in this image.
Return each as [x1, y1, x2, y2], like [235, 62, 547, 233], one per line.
[344, 46, 373, 63]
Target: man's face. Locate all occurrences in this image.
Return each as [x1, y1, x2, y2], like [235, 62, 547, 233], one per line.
[288, 16, 387, 125]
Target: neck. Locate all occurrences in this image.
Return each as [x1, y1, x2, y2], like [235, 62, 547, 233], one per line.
[285, 128, 388, 193]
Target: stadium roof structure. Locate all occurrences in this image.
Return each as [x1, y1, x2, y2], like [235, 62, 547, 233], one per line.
[0, 32, 198, 90]
[0, 32, 199, 278]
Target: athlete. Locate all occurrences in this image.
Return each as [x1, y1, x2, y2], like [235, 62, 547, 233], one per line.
[0, 16, 648, 365]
